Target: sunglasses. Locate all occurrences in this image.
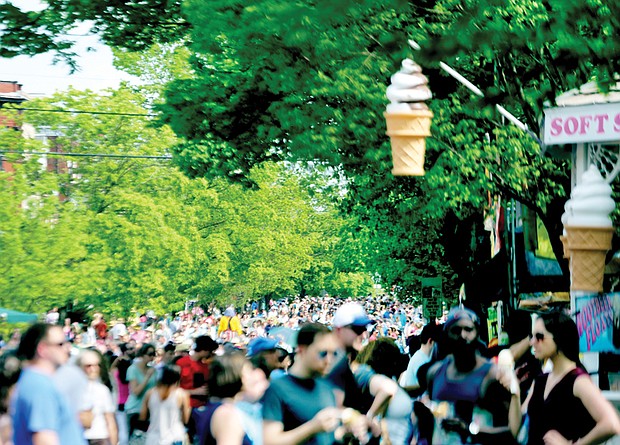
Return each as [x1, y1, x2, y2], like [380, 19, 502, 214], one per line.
[146, 351, 156, 357]
[347, 325, 367, 336]
[532, 332, 552, 342]
[317, 350, 341, 360]
[449, 325, 475, 336]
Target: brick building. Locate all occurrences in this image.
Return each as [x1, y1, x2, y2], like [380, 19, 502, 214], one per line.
[0, 81, 33, 172]
[0, 80, 70, 181]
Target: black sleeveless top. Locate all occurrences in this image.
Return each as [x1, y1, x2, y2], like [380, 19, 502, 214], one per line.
[527, 368, 596, 445]
[195, 401, 253, 445]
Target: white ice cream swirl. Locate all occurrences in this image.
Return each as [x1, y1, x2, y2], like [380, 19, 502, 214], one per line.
[386, 58, 432, 113]
[563, 165, 615, 228]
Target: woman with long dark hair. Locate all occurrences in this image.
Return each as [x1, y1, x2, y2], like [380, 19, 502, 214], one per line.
[140, 365, 190, 445]
[512, 312, 620, 445]
[355, 337, 413, 445]
[110, 342, 135, 445]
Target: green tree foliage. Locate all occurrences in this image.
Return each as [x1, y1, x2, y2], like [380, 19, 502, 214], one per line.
[0, 122, 91, 312]
[5, 0, 619, 299]
[113, 43, 193, 104]
[0, 0, 188, 68]
[158, 0, 619, 294]
[1, 89, 370, 316]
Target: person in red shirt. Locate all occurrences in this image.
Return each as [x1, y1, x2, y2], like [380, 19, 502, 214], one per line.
[176, 335, 218, 409]
[92, 313, 108, 340]
[176, 335, 218, 442]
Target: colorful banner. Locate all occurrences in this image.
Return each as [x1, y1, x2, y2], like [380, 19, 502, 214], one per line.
[575, 293, 620, 353]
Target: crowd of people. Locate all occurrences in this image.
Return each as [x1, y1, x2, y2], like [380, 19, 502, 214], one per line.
[1, 296, 620, 445]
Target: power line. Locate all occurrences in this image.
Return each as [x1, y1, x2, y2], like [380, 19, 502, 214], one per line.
[0, 150, 172, 160]
[0, 72, 123, 81]
[3, 106, 157, 118]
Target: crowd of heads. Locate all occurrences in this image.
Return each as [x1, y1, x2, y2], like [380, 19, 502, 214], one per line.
[0, 298, 586, 377]
[0, 294, 590, 445]
[1, 298, 586, 369]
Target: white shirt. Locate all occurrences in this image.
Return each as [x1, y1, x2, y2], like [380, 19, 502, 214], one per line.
[146, 388, 186, 445]
[83, 380, 115, 440]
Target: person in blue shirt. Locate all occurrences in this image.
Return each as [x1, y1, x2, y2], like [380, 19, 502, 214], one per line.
[12, 322, 87, 445]
[263, 323, 347, 445]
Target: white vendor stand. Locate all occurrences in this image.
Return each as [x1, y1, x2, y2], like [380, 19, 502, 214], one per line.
[543, 81, 620, 414]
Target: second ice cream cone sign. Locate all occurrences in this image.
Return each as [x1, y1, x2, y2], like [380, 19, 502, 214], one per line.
[562, 165, 616, 292]
[385, 58, 433, 176]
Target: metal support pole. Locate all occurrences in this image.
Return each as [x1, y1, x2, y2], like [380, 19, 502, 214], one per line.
[408, 39, 543, 147]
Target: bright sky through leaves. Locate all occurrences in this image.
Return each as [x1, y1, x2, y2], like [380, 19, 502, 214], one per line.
[0, 0, 135, 96]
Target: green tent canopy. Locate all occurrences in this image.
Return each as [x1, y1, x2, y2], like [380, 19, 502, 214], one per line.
[0, 308, 38, 323]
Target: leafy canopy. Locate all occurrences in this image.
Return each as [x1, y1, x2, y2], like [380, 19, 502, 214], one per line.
[0, 88, 372, 316]
[5, 0, 620, 298]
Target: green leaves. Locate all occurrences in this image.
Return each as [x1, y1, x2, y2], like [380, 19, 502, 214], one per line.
[1, 88, 372, 314]
[6, 0, 616, 301]
[156, 0, 593, 297]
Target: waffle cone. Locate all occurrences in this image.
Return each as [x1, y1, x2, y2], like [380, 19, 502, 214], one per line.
[570, 250, 607, 292]
[565, 226, 614, 292]
[564, 226, 614, 250]
[559, 235, 570, 259]
[384, 110, 433, 176]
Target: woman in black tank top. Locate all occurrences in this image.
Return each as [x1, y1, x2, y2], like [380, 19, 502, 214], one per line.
[511, 312, 620, 445]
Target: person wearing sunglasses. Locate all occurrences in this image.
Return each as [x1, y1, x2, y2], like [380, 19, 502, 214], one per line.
[508, 312, 620, 445]
[12, 323, 86, 445]
[78, 349, 118, 445]
[125, 343, 158, 439]
[424, 307, 520, 444]
[327, 302, 397, 444]
[263, 322, 364, 445]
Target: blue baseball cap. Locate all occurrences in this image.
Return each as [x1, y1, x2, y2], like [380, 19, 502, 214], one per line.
[224, 307, 236, 317]
[246, 337, 279, 357]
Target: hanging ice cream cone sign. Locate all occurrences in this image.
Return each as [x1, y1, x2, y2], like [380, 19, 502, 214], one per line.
[385, 59, 433, 176]
[561, 165, 616, 292]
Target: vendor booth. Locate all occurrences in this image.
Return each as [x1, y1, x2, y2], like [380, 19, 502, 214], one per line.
[543, 82, 620, 405]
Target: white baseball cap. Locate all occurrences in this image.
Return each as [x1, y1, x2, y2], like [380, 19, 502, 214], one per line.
[332, 303, 374, 328]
